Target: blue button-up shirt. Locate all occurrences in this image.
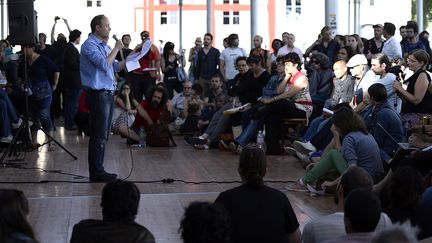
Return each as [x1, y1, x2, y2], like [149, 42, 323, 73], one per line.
[80, 34, 119, 91]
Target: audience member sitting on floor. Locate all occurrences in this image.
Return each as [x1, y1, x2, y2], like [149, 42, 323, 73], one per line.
[382, 167, 432, 240]
[215, 147, 302, 243]
[118, 85, 169, 143]
[371, 222, 419, 243]
[302, 167, 391, 243]
[286, 107, 384, 192]
[180, 102, 202, 135]
[361, 83, 404, 163]
[70, 180, 155, 243]
[196, 94, 229, 133]
[393, 49, 432, 125]
[112, 83, 137, 134]
[171, 81, 194, 119]
[202, 74, 226, 108]
[0, 189, 38, 243]
[323, 189, 382, 243]
[179, 201, 230, 243]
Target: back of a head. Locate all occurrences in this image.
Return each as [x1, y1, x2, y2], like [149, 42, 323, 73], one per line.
[180, 201, 230, 243]
[368, 83, 388, 103]
[372, 222, 419, 243]
[333, 106, 367, 136]
[340, 167, 373, 198]
[387, 167, 424, 209]
[101, 180, 140, 222]
[344, 189, 382, 233]
[384, 22, 396, 36]
[238, 147, 266, 187]
[0, 189, 35, 241]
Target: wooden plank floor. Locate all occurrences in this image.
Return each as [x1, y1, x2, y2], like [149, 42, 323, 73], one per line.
[0, 127, 335, 243]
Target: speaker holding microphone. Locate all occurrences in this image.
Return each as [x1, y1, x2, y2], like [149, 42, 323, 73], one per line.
[8, 0, 38, 45]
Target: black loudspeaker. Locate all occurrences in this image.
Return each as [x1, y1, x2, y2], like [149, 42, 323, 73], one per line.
[8, 0, 38, 45]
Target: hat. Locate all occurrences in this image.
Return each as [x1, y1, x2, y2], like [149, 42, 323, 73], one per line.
[373, 24, 383, 29]
[195, 37, 202, 45]
[69, 29, 81, 42]
[346, 54, 368, 67]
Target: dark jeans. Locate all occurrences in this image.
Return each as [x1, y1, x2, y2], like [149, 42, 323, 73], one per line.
[64, 88, 82, 129]
[262, 99, 306, 155]
[86, 91, 114, 177]
[164, 75, 183, 99]
[30, 90, 54, 132]
[128, 72, 156, 101]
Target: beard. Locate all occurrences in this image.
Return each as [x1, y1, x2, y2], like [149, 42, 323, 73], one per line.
[151, 101, 159, 109]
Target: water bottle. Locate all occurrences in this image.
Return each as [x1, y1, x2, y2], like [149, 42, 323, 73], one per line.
[402, 121, 411, 143]
[139, 126, 146, 148]
[257, 130, 266, 151]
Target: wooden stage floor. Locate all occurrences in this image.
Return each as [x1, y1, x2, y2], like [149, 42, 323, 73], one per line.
[0, 127, 334, 243]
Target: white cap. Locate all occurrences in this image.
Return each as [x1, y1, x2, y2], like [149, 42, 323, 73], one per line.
[346, 54, 368, 67]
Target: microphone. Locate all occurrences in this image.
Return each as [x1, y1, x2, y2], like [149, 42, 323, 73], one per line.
[112, 34, 119, 42]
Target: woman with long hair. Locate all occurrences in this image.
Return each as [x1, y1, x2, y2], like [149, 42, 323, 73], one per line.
[112, 83, 137, 134]
[393, 49, 432, 125]
[0, 189, 38, 243]
[287, 107, 384, 192]
[161, 42, 185, 98]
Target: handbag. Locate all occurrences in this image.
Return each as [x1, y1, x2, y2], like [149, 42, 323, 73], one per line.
[176, 66, 188, 83]
[147, 123, 177, 147]
[31, 81, 50, 101]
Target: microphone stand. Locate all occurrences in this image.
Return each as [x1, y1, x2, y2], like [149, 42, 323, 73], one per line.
[1, 50, 77, 166]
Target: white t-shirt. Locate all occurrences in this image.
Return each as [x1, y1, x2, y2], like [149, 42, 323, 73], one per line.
[277, 45, 304, 62]
[375, 73, 402, 112]
[302, 212, 392, 243]
[220, 47, 247, 80]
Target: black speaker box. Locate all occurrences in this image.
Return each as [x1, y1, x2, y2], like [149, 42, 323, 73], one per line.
[8, 0, 38, 45]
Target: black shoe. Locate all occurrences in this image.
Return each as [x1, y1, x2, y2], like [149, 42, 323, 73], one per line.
[186, 136, 207, 145]
[90, 172, 118, 182]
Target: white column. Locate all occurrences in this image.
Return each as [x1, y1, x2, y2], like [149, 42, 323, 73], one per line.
[325, 0, 339, 35]
[179, 0, 183, 53]
[417, 0, 424, 31]
[250, 0, 258, 49]
[206, 0, 212, 34]
[353, 0, 360, 34]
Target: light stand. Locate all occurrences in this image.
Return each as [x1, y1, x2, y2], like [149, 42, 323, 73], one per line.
[1, 48, 77, 166]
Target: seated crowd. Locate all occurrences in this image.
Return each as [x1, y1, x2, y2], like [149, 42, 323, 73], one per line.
[1, 18, 432, 242]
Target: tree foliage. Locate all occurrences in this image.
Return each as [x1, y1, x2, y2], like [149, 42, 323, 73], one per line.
[412, 0, 432, 29]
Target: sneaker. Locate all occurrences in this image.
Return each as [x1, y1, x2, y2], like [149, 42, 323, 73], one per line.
[220, 139, 231, 150]
[285, 180, 309, 192]
[228, 141, 242, 153]
[187, 136, 207, 146]
[284, 146, 297, 156]
[293, 141, 316, 155]
[194, 144, 209, 150]
[11, 118, 22, 129]
[0, 135, 13, 143]
[296, 151, 311, 164]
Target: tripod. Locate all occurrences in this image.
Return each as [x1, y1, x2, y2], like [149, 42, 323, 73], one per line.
[0, 49, 77, 166]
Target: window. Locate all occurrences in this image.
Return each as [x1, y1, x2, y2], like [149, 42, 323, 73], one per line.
[87, 0, 92, 7]
[96, 0, 101, 7]
[233, 11, 240, 24]
[233, 0, 239, 3]
[370, 0, 374, 6]
[223, 0, 229, 3]
[169, 11, 177, 24]
[223, 11, 230, 25]
[161, 12, 167, 25]
[286, 0, 301, 15]
[159, 0, 167, 3]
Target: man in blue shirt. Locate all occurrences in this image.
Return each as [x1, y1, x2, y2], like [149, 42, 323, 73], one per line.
[80, 15, 125, 182]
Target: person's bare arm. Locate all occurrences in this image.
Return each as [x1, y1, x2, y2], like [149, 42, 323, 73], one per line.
[133, 100, 153, 125]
